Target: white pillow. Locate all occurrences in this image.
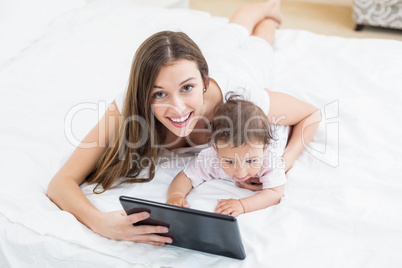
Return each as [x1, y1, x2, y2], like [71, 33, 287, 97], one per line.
[0, 0, 85, 67]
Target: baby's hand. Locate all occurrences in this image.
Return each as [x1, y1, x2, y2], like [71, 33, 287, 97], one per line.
[236, 177, 263, 191]
[166, 194, 190, 208]
[215, 199, 245, 217]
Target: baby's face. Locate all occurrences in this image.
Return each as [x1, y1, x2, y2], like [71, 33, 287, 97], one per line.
[214, 141, 266, 182]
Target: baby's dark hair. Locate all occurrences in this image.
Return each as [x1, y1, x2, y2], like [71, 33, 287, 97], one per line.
[211, 93, 274, 148]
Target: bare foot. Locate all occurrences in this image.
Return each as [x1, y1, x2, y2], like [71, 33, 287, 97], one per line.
[264, 0, 283, 26]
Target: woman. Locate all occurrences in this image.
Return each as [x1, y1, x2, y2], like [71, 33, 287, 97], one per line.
[47, 0, 320, 246]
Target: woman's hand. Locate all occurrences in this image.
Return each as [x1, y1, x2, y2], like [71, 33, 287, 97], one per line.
[215, 199, 245, 217]
[236, 177, 263, 191]
[93, 210, 173, 246]
[166, 194, 190, 208]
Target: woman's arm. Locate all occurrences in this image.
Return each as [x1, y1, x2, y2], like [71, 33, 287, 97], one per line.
[166, 171, 193, 208]
[236, 92, 320, 191]
[215, 185, 285, 217]
[267, 91, 321, 172]
[47, 101, 172, 245]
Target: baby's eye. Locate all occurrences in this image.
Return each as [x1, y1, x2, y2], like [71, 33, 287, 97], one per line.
[182, 85, 193, 92]
[225, 160, 235, 164]
[153, 92, 166, 99]
[246, 159, 256, 164]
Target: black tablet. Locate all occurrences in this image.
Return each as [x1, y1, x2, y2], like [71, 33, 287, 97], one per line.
[119, 196, 246, 260]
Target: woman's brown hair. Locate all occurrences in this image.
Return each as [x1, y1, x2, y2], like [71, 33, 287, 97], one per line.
[86, 31, 209, 193]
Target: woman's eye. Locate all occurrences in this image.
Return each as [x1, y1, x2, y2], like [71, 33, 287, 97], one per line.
[153, 92, 166, 99]
[182, 85, 193, 92]
[225, 160, 235, 164]
[246, 160, 256, 164]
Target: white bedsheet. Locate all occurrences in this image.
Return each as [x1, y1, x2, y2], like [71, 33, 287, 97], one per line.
[1, 0, 402, 267]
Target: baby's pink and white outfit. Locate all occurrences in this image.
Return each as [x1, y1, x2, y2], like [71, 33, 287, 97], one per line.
[183, 145, 287, 190]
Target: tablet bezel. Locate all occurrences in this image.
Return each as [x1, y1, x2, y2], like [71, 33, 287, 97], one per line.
[119, 196, 246, 260]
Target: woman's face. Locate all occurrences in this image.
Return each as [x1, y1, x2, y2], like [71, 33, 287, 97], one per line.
[150, 59, 205, 138]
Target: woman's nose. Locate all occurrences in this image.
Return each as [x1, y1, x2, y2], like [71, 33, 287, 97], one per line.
[169, 95, 186, 114]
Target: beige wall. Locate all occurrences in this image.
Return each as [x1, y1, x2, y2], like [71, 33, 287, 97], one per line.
[285, 0, 353, 6]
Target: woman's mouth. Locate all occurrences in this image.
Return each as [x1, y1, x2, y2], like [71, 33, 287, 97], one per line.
[167, 112, 193, 128]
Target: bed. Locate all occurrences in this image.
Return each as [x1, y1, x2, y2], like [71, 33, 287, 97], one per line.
[1, 0, 401, 267]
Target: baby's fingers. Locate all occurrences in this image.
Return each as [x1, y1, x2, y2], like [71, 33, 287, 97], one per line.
[182, 199, 190, 208]
[216, 199, 228, 204]
[167, 198, 188, 208]
[219, 207, 234, 216]
[215, 202, 229, 214]
[176, 199, 190, 208]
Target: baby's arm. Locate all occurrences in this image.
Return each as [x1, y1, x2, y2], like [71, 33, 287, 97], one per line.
[215, 185, 285, 217]
[166, 171, 193, 208]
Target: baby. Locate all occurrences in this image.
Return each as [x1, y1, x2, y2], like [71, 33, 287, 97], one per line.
[166, 96, 287, 217]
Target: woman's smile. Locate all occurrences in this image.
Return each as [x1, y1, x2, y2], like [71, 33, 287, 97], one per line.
[167, 112, 193, 128]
